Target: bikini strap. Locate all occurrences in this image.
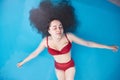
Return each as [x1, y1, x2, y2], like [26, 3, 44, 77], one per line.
[46, 36, 49, 47]
[65, 34, 70, 42]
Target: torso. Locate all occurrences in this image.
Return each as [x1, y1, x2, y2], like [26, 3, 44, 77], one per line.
[46, 33, 72, 63]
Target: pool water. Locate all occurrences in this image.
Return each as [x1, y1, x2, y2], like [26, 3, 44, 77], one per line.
[0, 0, 120, 80]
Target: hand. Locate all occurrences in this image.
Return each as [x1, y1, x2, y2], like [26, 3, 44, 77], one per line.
[17, 62, 23, 68]
[110, 46, 119, 52]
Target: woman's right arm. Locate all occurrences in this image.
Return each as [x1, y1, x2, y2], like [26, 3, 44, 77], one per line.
[17, 38, 47, 68]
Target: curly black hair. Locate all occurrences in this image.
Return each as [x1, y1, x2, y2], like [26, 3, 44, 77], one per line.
[29, 0, 77, 37]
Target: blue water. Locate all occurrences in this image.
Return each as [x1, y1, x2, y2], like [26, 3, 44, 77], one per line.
[0, 0, 120, 80]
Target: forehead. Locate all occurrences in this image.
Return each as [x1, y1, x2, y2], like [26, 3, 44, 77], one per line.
[50, 20, 61, 26]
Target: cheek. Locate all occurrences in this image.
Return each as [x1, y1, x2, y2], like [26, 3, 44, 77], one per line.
[48, 29, 51, 34]
[48, 29, 54, 35]
[61, 29, 64, 33]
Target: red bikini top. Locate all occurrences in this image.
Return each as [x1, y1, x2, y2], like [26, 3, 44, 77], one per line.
[47, 34, 72, 55]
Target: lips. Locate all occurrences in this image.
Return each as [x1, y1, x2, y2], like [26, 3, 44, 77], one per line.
[56, 32, 61, 35]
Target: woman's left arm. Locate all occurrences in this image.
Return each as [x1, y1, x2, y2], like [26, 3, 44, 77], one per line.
[68, 33, 118, 52]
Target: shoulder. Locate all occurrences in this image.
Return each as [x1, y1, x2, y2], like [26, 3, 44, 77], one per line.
[66, 32, 75, 42]
[40, 37, 48, 47]
[42, 36, 52, 47]
[66, 32, 82, 42]
[66, 32, 75, 38]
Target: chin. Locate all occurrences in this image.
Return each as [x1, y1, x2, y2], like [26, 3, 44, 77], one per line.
[56, 35, 61, 38]
[56, 34, 63, 38]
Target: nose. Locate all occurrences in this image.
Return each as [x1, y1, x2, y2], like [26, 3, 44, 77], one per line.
[56, 27, 62, 34]
[57, 27, 61, 32]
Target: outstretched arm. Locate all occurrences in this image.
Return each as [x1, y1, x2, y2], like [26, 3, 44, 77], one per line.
[68, 33, 118, 52]
[17, 38, 46, 68]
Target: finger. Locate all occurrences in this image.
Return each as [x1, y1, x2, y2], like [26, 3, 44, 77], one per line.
[113, 48, 118, 52]
[17, 63, 22, 68]
[116, 46, 119, 50]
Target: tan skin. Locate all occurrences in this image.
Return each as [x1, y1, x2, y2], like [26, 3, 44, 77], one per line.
[17, 20, 118, 80]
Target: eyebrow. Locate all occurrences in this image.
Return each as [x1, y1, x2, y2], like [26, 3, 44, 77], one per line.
[59, 23, 62, 26]
[51, 23, 62, 27]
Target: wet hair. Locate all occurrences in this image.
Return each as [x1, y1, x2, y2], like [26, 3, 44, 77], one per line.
[29, 0, 77, 37]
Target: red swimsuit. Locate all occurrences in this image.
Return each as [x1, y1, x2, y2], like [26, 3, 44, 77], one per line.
[47, 34, 75, 71]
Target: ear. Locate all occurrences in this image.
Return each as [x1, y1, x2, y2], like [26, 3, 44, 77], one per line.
[48, 28, 51, 35]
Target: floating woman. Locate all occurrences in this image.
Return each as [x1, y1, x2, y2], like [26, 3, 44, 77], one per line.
[17, 0, 118, 80]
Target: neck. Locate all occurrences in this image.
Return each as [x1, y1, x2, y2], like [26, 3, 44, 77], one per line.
[51, 34, 63, 42]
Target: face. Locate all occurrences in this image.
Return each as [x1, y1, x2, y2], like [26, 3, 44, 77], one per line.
[48, 20, 64, 38]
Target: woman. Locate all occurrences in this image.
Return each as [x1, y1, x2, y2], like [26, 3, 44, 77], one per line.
[17, 0, 118, 80]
